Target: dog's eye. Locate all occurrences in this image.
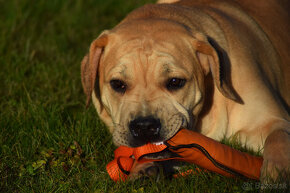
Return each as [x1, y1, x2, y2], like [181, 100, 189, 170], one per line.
[166, 78, 186, 91]
[110, 79, 127, 93]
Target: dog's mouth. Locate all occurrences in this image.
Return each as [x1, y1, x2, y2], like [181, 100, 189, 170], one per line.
[142, 131, 183, 160]
[129, 136, 164, 147]
[152, 141, 164, 145]
[142, 148, 180, 160]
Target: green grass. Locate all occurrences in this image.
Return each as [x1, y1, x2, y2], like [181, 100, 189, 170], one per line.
[0, 0, 286, 192]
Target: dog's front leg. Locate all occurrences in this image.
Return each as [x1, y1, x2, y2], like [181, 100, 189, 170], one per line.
[261, 122, 290, 182]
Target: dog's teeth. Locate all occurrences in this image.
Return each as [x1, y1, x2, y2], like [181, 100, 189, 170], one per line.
[153, 142, 164, 145]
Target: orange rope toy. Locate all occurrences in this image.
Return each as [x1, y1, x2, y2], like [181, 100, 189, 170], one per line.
[106, 129, 263, 182]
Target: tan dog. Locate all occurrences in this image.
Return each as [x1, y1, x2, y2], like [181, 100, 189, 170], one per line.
[81, 0, 290, 182]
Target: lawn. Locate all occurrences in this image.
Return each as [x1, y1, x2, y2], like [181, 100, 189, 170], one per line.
[0, 0, 284, 192]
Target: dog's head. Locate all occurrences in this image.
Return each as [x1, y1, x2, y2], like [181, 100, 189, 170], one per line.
[81, 19, 238, 147]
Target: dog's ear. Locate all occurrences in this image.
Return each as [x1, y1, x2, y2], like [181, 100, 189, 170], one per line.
[192, 33, 240, 103]
[81, 33, 108, 107]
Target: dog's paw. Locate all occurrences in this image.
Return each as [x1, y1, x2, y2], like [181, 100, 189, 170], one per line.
[260, 157, 290, 183]
[260, 129, 290, 183]
[128, 162, 160, 181]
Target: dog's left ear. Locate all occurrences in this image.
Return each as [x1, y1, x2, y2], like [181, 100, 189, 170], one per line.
[81, 33, 108, 107]
[192, 33, 240, 103]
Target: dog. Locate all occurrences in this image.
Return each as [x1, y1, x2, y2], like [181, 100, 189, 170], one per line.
[81, 0, 290, 182]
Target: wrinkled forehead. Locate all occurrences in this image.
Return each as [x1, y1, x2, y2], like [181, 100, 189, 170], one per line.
[101, 23, 195, 80]
[103, 39, 192, 81]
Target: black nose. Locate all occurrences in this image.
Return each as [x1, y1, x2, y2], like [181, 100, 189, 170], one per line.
[129, 116, 161, 142]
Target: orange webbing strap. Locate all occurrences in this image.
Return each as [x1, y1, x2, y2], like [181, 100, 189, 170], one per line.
[166, 129, 263, 180]
[106, 143, 170, 182]
[106, 146, 134, 181]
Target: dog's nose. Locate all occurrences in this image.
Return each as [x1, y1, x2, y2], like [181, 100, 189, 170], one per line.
[129, 116, 161, 142]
